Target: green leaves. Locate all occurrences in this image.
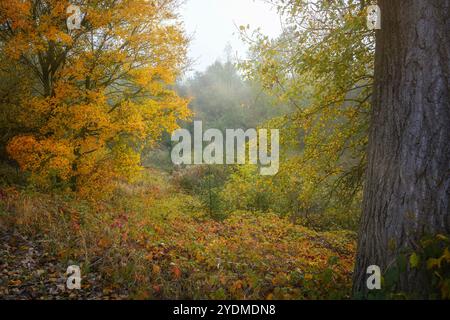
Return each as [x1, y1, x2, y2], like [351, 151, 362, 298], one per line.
[409, 253, 420, 268]
[238, 0, 375, 227]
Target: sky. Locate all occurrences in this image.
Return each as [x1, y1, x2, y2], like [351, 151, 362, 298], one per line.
[180, 0, 282, 73]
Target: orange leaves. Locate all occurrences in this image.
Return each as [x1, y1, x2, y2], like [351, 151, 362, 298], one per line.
[152, 285, 161, 294]
[1, 0, 190, 199]
[9, 279, 22, 287]
[231, 279, 244, 292]
[98, 237, 110, 249]
[152, 264, 161, 275]
[0, 169, 357, 300]
[0, 0, 31, 32]
[125, 208, 355, 300]
[6, 135, 74, 183]
[171, 265, 182, 279]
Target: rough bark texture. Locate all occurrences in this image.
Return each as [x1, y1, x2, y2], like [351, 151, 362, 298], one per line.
[353, 0, 450, 297]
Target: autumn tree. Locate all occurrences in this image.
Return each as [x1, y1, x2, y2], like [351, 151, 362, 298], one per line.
[0, 0, 190, 197]
[241, 0, 373, 227]
[353, 0, 449, 297]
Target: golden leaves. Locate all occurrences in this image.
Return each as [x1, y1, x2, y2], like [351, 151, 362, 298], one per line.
[152, 264, 161, 275]
[9, 279, 22, 286]
[7, 135, 75, 182]
[2, 0, 190, 198]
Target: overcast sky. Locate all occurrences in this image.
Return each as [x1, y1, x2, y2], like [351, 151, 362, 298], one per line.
[181, 0, 282, 73]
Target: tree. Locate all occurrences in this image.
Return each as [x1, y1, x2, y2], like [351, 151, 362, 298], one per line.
[353, 0, 450, 297]
[180, 60, 285, 131]
[240, 0, 373, 227]
[0, 0, 190, 197]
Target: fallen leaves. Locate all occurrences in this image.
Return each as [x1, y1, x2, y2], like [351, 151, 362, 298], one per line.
[9, 279, 22, 286]
[0, 227, 128, 300]
[171, 266, 181, 279]
[152, 264, 161, 275]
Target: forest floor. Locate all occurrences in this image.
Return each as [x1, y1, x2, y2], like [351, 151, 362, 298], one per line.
[0, 171, 356, 300]
[0, 225, 128, 300]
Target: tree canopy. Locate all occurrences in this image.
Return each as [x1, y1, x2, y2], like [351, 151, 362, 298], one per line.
[1, 0, 190, 197]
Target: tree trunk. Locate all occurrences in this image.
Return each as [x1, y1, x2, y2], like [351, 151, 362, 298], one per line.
[353, 0, 450, 297]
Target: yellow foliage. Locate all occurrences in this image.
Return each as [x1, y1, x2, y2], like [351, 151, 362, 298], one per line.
[1, 0, 190, 197]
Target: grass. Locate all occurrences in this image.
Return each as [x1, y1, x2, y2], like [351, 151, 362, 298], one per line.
[0, 168, 355, 300]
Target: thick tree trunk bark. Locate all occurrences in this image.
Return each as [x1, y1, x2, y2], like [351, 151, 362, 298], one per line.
[353, 0, 450, 297]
